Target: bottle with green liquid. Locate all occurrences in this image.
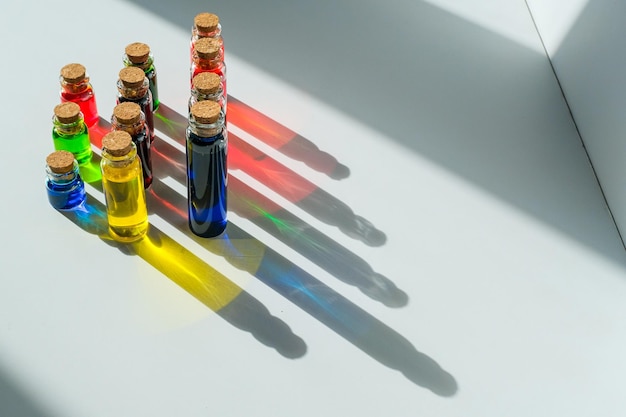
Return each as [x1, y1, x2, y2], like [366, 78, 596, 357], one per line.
[100, 130, 148, 242]
[51, 102, 92, 165]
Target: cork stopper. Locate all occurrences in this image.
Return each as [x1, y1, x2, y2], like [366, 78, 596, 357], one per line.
[60, 63, 86, 83]
[195, 37, 221, 59]
[190, 100, 221, 124]
[192, 72, 222, 94]
[119, 67, 146, 88]
[54, 102, 81, 124]
[113, 102, 142, 124]
[102, 131, 133, 156]
[194, 13, 219, 33]
[125, 42, 151, 64]
[46, 150, 75, 174]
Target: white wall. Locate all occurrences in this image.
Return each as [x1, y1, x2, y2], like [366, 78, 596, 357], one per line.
[527, 0, 626, 246]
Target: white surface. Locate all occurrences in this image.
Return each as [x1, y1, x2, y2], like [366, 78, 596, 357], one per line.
[526, 0, 626, 246]
[1, 0, 626, 416]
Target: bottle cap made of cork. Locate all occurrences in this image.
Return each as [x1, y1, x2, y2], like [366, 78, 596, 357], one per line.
[190, 100, 221, 124]
[113, 102, 142, 125]
[195, 37, 221, 59]
[102, 131, 133, 157]
[119, 67, 146, 88]
[46, 150, 76, 174]
[125, 42, 151, 64]
[194, 12, 219, 33]
[192, 72, 222, 94]
[60, 63, 87, 83]
[54, 102, 82, 124]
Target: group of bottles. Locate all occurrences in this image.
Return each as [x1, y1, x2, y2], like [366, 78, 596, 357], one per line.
[46, 41, 158, 242]
[46, 12, 229, 242]
[187, 12, 228, 238]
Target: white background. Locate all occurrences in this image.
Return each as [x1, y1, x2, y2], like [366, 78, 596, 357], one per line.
[1, 0, 625, 416]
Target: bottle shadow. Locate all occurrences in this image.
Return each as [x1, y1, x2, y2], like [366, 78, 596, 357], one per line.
[155, 103, 386, 247]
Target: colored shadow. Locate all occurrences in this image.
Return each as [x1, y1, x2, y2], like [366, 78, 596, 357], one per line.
[154, 104, 386, 247]
[227, 95, 350, 180]
[62, 169, 305, 359]
[154, 138, 407, 307]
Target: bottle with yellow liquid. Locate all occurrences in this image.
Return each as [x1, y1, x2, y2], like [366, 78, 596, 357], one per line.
[100, 130, 148, 242]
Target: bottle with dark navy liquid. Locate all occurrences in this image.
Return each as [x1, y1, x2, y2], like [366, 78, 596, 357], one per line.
[186, 100, 227, 237]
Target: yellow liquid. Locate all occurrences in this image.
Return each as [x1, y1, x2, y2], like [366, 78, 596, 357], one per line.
[102, 159, 148, 242]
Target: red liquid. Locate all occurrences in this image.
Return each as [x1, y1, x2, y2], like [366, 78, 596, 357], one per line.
[61, 88, 99, 128]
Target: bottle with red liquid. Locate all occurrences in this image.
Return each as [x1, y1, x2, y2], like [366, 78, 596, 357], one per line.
[59, 63, 99, 128]
[190, 37, 226, 94]
[190, 12, 224, 63]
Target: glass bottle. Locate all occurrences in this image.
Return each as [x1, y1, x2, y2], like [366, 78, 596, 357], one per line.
[59, 63, 99, 128]
[190, 12, 224, 63]
[186, 100, 228, 237]
[45, 150, 86, 210]
[117, 67, 155, 144]
[111, 102, 153, 189]
[123, 42, 159, 111]
[189, 72, 226, 113]
[190, 37, 226, 94]
[52, 102, 92, 165]
[100, 130, 149, 242]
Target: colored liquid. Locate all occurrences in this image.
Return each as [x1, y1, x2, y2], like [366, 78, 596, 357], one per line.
[186, 129, 227, 237]
[101, 158, 148, 242]
[60, 88, 99, 128]
[145, 67, 159, 111]
[118, 94, 155, 143]
[52, 126, 92, 165]
[134, 128, 153, 189]
[46, 176, 86, 210]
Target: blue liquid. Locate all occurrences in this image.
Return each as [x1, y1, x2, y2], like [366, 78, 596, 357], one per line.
[186, 128, 227, 237]
[46, 176, 86, 210]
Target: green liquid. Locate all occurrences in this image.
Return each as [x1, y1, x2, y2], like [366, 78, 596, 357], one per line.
[52, 126, 92, 165]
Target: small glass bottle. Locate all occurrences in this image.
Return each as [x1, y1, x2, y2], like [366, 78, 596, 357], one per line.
[190, 37, 226, 93]
[59, 63, 99, 128]
[123, 42, 159, 111]
[190, 12, 224, 63]
[111, 102, 153, 189]
[52, 102, 92, 165]
[45, 150, 86, 210]
[186, 100, 228, 237]
[189, 72, 226, 113]
[100, 130, 149, 242]
[117, 67, 155, 144]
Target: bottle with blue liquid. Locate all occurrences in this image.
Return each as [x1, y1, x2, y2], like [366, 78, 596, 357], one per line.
[45, 150, 86, 210]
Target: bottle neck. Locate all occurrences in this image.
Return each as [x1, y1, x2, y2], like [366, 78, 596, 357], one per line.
[60, 77, 90, 94]
[46, 161, 80, 184]
[53, 116, 85, 136]
[102, 144, 138, 167]
[192, 52, 225, 70]
[192, 25, 222, 41]
[123, 53, 154, 71]
[188, 114, 225, 139]
[111, 115, 147, 137]
[117, 79, 150, 100]
[190, 86, 224, 104]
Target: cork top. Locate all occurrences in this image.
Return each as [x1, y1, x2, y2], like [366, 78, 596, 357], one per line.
[195, 37, 221, 59]
[190, 100, 221, 124]
[119, 67, 146, 88]
[60, 63, 86, 83]
[46, 150, 75, 174]
[192, 72, 222, 94]
[194, 13, 219, 33]
[113, 102, 142, 124]
[102, 131, 133, 156]
[125, 42, 151, 64]
[54, 102, 81, 124]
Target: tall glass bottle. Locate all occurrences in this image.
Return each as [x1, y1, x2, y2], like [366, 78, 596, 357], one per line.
[190, 37, 226, 94]
[100, 130, 148, 242]
[45, 150, 86, 210]
[189, 72, 225, 112]
[111, 102, 153, 189]
[52, 102, 92, 165]
[186, 100, 227, 237]
[123, 42, 159, 111]
[59, 63, 99, 128]
[190, 12, 224, 63]
[117, 67, 155, 143]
